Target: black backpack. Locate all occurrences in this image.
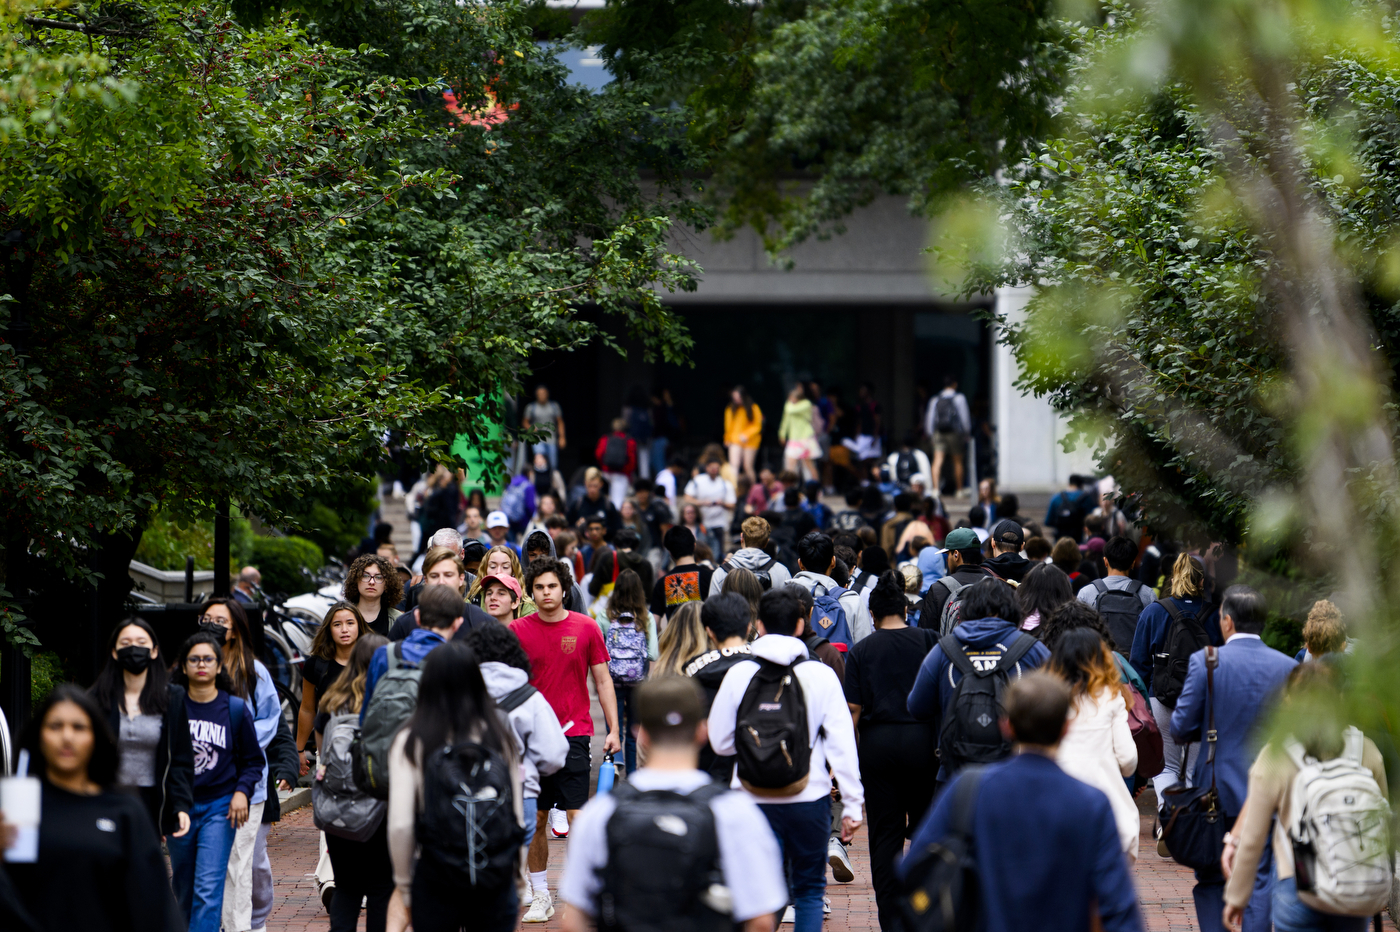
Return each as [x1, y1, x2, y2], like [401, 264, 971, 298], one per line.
[896, 451, 917, 484]
[1091, 579, 1146, 654]
[599, 782, 732, 932]
[937, 633, 1037, 773]
[1152, 599, 1208, 708]
[932, 396, 959, 433]
[603, 435, 630, 470]
[734, 658, 813, 796]
[416, 741, 524, 886]
[1051, 492, 1087, 542]
[900, 768, 983, 932]
[721, 555, 776, 591]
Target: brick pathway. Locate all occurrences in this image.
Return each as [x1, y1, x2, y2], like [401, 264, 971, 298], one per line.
[263, 790, 1233, 932]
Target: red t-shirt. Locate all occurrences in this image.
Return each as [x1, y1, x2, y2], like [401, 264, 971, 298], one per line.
[509, 611, 609, 737]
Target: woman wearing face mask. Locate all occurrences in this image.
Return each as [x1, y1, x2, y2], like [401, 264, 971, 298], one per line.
[195, 597, 280, 932]
[8, 685, 185, 932]
[166, 633, 264, 932]
[88, 617, 195, 839]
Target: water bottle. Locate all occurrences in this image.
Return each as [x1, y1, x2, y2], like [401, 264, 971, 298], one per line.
[597, 753, 617, 794]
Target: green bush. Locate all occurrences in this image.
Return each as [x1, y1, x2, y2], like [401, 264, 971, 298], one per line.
[134, 509, 255, 572]
[30, 651, 67, 706]
[251, 536, 325, 596]
[280, 477, 377, 561]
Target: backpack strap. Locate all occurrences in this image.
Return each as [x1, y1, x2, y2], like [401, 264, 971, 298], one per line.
[1284, 736, 1312, 771]
[1203, 646, 1219, 778]
[1343, 725, 1366, 764]
[228, 694, 245, 736]
[995, 633, 1038, 673]
[497, 684, 538, 713]
[938, 634, 977, 678]
[1092, 579, 1109, 603]
[940, 576, 968, 599]
[757, 555, 776, 572]
[1126, 579, 1144, 596]
[1158, 598, 1184, 625]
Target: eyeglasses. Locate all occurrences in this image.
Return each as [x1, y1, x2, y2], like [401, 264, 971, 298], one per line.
[361, 574, 385, 583]
[186, 656, 219, 667]
[197, 615, 230, 626]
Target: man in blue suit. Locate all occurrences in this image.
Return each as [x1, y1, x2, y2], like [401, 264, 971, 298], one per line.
[1171, 585, 1295, 932]
[901, 671, 1143, 932]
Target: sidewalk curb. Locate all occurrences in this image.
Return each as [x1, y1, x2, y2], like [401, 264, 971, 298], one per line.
[279, 786, 312, 813]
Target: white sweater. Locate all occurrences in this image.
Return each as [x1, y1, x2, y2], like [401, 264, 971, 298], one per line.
[707, 634, 864, 820]
[1056, 688, 1139, 858]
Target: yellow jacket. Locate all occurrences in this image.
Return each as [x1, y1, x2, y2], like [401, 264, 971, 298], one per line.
[724, 404, 763, 449]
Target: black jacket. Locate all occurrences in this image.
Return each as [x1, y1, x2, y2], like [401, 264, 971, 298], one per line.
[986, 552, 1032, 583]
[261, 715, 302, 824]
[104, 683, 194, 835]
[919, 564, 999, 630]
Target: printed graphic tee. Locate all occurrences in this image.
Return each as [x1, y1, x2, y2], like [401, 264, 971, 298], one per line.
[650, 564, 713, 620]
[510, 611, 609, 737]
[184, 690, 262, 802]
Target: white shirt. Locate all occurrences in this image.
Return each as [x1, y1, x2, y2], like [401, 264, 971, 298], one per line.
[708, 635, 865, 819]
[1226, 633, 1262, 644]
[559, 767, 789, 922]
[656, 469, 679, 511]
[685, 473, 736, 530]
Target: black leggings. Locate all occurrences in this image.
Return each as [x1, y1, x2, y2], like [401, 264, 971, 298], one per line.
[325, 820, 395, 932]
[410, 855, 517, 932]
[859, 721, 939, 932]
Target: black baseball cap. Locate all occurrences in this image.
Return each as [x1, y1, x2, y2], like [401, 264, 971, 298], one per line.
[990, 519, 1025, 549]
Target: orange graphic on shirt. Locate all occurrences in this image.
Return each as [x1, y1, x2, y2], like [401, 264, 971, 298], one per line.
[560, 636, 577, 654]
[664, 570, 701, 608]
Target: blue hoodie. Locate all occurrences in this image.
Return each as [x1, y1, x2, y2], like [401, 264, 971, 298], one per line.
[906, 617, 1051, 781]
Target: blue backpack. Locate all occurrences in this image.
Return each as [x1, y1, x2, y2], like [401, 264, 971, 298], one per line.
[606, 614, 649, 684]
[809, 585, 854, 651]
[500, 476, 535, 526]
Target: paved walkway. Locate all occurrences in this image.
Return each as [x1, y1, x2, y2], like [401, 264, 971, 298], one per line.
[264, 787, 1324, 932]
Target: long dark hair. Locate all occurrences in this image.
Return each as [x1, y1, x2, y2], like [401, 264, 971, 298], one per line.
[607, 569, 649, 621]
[588, 548, 617, 598]
[729, 385, 755, 420]
[403, 641, 513, 765]
[311, 601, 366, 661]
[21, 684, 120, 787]
[90, 617, 171, 716]
[171, 632, 235, 694]
[1016, 563, 1074, 623]
[1051, 628, 1131, 706]
[202, 596, 257, 699]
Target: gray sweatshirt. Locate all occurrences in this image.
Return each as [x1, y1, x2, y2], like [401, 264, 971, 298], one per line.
[480, 661, 569, 798]
[708, 547, 793, 597]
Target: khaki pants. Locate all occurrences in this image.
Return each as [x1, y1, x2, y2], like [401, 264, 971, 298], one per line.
[222, 800, 266, 932]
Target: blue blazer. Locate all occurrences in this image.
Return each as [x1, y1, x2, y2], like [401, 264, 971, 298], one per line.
[901, 753, 1142, 932]
[1169, 636, 1296, 814]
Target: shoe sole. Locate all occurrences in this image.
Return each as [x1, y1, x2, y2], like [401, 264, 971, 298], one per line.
[828, 852, 854, 884]
[523, 906, 555, 923]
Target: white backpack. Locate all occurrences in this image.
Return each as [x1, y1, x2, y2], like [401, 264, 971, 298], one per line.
[1284, 726, 1392, 916]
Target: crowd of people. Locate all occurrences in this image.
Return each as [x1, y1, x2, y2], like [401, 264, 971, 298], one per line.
[0, 413, 1392, 932]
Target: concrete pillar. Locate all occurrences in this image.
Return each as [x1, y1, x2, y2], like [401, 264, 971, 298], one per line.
[992, 287, 1096, 492]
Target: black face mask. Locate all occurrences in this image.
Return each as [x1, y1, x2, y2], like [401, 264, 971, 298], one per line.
[115, 645, 153, 674]
[198, 621, 229, 640]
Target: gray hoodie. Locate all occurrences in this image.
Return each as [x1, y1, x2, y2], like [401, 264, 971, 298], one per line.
[707, 546, 793, 598]
[789, 570, 874, 643]
[480, 661, 569, 798]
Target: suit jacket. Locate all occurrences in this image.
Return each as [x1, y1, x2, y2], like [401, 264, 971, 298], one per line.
[1169, 636, 1296, 814]
[900, 753, 1143, 932]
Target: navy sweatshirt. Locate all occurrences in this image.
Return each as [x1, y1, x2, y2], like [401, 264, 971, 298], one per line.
[184, 691, 264, 802]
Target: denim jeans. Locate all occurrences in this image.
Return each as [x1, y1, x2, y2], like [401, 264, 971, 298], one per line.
[522, 797, 538, 852]
[532, 440, 558, 470]
[169, 794, 238, 932]
[1194, 831, 1273, 932]
[1272, 876, 1369, 932]
[614, 683, 638, 774]
[759, 797, 828, 932]
[649, 438, 669, 477]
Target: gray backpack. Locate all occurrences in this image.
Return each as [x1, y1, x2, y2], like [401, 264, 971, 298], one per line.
[314, 711, 387, 841]
[938, 577, 969, 636]
[353, 643, 424, 800]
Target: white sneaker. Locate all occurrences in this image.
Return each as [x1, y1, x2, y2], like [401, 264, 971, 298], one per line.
[780, 906, 795, 924]
[522, 889, 555, 923]
[549, 807, 569, 838]
[824, 896, 832, 917]
[828, 837, 854, 883]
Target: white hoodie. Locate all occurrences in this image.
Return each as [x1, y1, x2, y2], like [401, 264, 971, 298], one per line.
[480, 661, 569, 798]
[708, 546, 794, 597]
[789, 570, 874, 643]
[707, 634, 864, 820]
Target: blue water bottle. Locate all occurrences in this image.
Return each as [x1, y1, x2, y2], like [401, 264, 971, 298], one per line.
[597, 753, 617, 794]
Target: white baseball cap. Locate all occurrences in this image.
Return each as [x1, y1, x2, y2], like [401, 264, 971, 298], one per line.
[486, 510, 510, 529]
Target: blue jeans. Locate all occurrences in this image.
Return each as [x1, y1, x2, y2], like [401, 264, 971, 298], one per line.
[759, 797, 827, 932]
[522, 797, 537, 852]
[169, 794, 238, 932]
[1194, 831, 1274, 932]
[532, 440, 558, 470]
[1272, 876, 1369, 932]
[615, 683, 638, 774]
[649, 438, 669, 477]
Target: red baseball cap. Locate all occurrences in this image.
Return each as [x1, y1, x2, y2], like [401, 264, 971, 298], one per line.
[479, 573, 522, 600]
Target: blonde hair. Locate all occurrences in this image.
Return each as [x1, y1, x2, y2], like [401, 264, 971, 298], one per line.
[421, 546, 468, 596]
[1302, 600, 1346, 657]
[466, 545, 524, 601]
[1169, 553, 1204, 599]
[653, 602, 707, 678]
[584, 467, 603, 485]
[319, 634, 389, 716]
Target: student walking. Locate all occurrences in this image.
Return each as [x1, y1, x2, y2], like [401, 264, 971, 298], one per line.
[8, 685, 184, 932]
[900, 672, 1144, 932]
[651, 526, 713, 624]
[1077, 536, 1156, 652]
[559, 677, 786, 932]
[682, 593, 755, 782]
[600, 567, 655, 773]
[1051, 628, 1140, 860]
[725, 385, 764, 484]
[88, 616, 194, 839]
[167, 632, 265, 932]
[842, 572, 939, 931]
[510, 558, 621, 922]
[386, 641, 525, 932]
[779, 383, 821, 482]
[297, 601, 365, 777]
[314, 634, 393, 932]
[708, 586, 864, 932]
